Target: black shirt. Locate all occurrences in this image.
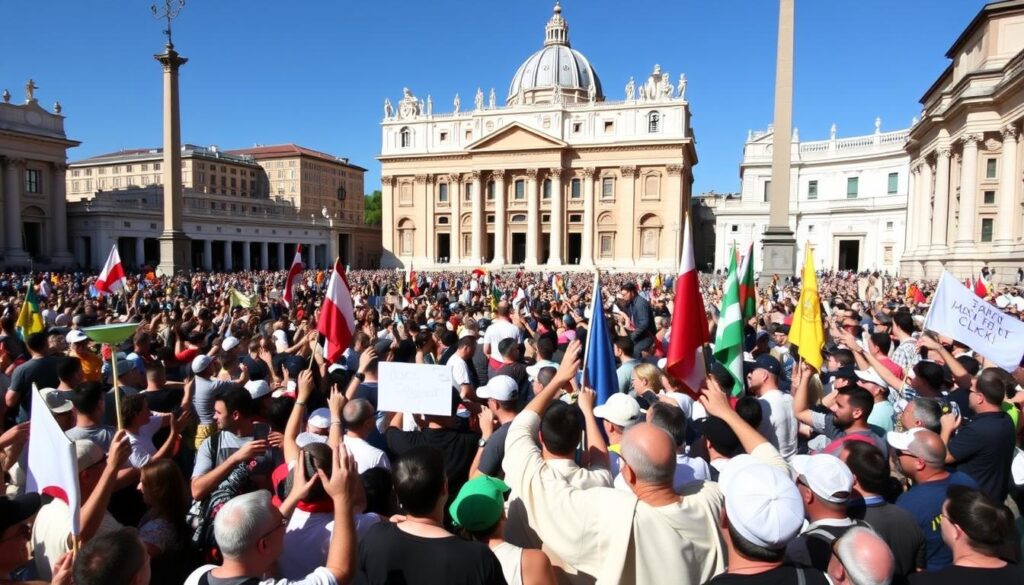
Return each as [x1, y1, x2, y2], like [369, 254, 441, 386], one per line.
[707, 565, 830, 585]
[948, 410, 1017, 503]
[908, 563, 1024, 585]
[143, 387, 184, 413]
[358, 522, 506, 585]
[385, 426, 479, 521]
[9, 356, 61, 421]
[849, 499, 925, 575]
[785, 521, 868, 572]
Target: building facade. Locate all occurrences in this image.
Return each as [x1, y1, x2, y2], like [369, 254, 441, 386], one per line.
[711, 122, 910, 275]
[68, 144, 381, 270]
[378, 4, 697, 270]
[902, 0, 1024, 283]
[0, 80, 79, 268]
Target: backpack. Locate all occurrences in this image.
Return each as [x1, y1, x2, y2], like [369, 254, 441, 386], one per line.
[186, 433, 257, 557]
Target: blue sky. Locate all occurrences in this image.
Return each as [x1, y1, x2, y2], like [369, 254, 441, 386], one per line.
[1, 0, 989, 196]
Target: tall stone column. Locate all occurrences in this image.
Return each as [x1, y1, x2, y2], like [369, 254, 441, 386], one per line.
[242, 241, 251, 270]
[525, 169, 539, 266]
[423, 175, 435, 264]
[260, 241, 269, 270]
[620, 166, 637, 261]
[955, 134, 981, 246]
[994, 124, 1019, 250]
[930, 147, 951, 253]
[761, 0, 797, 283]
[276, 242, 285, 271]
[450, 174, 461, 264]
[919, 160, 933, 250]
[203, 239, 213, 271]
[50, 163, 72, 267]
[470, 171, 483, 264]
[548, 168, 563, 265]
[667, 165, 684, 268]
[224, 241, 233, 272]
[381, 176, 395, 264]
[135, 237, 146, 267]
[906, 164, 919, 254]
[155, 43, 190, 277]
[493, 170, 507, 265]
[306, 243, 315, 268]
[581, 168, 595, 266]
[3, 158, 28, 265]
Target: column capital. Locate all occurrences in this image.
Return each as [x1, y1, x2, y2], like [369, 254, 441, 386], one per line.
[911, 161, 922, 174]
[491, 169, 506, 179]
[154, 47, 188, 71]
[935, 146, 951, 159]
[666, 164, 683, 176]
[381, 175, 395, 186]
[1001, 124, 1020, 141]
[619, 165, 637, 177]
[413, 174, 428, 184]
[469, 170, 481, 181]
[2, 157, 26, 169]
[548, 167, 563, 178]
[447, 173, 461, 183]
[525, 168, 538, 180]
[960, 133, 983, 148]
[582, 167, 596, 179]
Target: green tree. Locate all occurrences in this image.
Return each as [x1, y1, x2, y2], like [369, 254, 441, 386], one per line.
[364, 190, 382, 225]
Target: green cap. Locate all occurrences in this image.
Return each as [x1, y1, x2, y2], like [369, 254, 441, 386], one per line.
[448, 475, 510, 532]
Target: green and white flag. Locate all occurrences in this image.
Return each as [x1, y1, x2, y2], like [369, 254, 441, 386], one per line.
[713, 251, 744, 396]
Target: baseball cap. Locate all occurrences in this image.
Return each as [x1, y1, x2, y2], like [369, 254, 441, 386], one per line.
[0, 493, 43, 535]
[41, 388, 72, 414]
[692, 416, 741, 458]
[74, 439, 105, 471]
[296, 432, 329, 448]
[885, 428, 927, 456]
[477, 375, 519, 402]
[449, 475, 510, 532]
[791, 454, 854, 504]
[244, 380, 271, 400]
[744, 354, 782, 377]
[720, 460, 803, 549]
[593, 393, 642, 427]
[308, 408, 331, 429]
[222, 337, 241, 352]
[191, 355, 214, 375]
[66, 329, 89, 344]
[854, 369, 888, 389]
[373, 339, 393, 357]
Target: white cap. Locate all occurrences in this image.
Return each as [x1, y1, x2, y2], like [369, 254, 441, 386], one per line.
[593, 393, 642, 427]
[244, 379, 271, 400]
[721, 459, 804, 549]
[854, 368, 888, 389]
[66, 330, 88, 344]
[885, 427, 925, 453]
[191, 355, 214, 375]
[791, 454, 854, 504]
[477, 375, 518, 402]
[41, 388, 72, 414]
[296, 431, 328, 448]
[308, 408, 331, 429]
[221, 337, 240, 352]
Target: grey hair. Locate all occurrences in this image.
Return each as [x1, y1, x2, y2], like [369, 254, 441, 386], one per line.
[620, 427, 676, 484]
[910, 397, 942, 434]
[834, 526, 895, 585]
[213, 490, 276, 558]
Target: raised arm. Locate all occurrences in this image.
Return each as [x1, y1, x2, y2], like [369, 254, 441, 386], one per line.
[576, 387, 609, 470]
[525, 339, 581, 416]
[791, 360, 818, 427]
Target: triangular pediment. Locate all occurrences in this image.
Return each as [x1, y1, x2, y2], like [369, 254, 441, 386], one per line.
[465, 122, 567, 152]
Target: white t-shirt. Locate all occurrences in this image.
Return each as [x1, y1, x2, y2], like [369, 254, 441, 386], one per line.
[277, 510, 381, 581]
[127, 415, 165, 468]
[757, 389, 798, 460]
[32, 499, 121, 581]
[483, 320, 521, 362]
[184, 565, 338, 585]
[448, 354, 472, 390]
[344, 435, 391, 474]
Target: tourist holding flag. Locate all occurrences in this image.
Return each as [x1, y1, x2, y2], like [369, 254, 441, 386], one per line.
[15, 281, 43, 339]
[665, 215, 709, 397]
[282, 244, 304, 307]
[788, 246, 824, 371]
[713, 250, 744, 396]
[582, 271, 618, 406]
[94, 245, 126, 296]
[317, 259, 356, 365]
[738, 242, 756, 322]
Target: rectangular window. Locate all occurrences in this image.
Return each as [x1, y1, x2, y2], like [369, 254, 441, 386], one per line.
[601, 177, 614, 200]
[983, 190, 995, 204]
[847, 177, 859, 198]
[981, 218, 994, 242]
[808, 225, 815, 233]
[487, 182, 495, 201]
[486, 214, 495, 224]
[731, 225, 739, 232]
[887, 172, 898, 194]
[569, 214, 582, 223]
[600, 234, 614, 257]
[571, 178, 581, 199]
[886, 221, 893, 231]
[763, 181, 771, 202]
[986, 159, 997, 179]
[440, 131, 448, 143]
[230, 177, 237, 187]
[142, 163, 149, 171]
[572, 122, 581, 133]
[26, 169, 41, 193]
[514, 180, 525, 200]
[464, 183, 473, 201]
[808, 180, 818, 200]
[542, 179, 551, 200]
[603, 121, 614, 133]
[125, 165, 132, 173]
[439, 183, 449, 202]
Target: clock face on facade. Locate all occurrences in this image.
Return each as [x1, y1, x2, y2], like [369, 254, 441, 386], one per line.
[337, 185, 347, 201]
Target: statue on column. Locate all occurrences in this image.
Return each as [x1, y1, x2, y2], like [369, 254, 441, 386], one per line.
[638, 85, 646, 102]
[625, 76, 635, 101]
[454, 93, 460, 113]
[384, 98, 393, 118]
[874, 117, 881, 133]
[426, 95, 433, 116]
[474, 88, 484, 111]
[830, 123, 837, 140]
[25, 78, 38, 103]
[659, 72, 673, 100]
[588, 82, 596, 103]
[677, 74, 687, 100]
[2, 89, 10, 104]
[488, 88, 496, 109]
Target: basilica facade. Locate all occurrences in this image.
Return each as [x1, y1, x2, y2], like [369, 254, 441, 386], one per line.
[378, 3, 697, 270]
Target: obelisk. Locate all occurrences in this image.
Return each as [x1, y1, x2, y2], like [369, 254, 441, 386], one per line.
[154, 2, 190, 276]
[760, 0, 797, 284]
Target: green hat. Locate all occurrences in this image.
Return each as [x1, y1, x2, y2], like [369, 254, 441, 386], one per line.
[449, 475, 510, 532]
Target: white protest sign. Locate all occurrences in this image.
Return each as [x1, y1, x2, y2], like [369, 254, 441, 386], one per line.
[924, 271, 1024, 372]
[377, 362, 454, 417]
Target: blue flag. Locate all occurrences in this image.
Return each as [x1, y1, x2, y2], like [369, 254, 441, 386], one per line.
[583, 275, 619, 406]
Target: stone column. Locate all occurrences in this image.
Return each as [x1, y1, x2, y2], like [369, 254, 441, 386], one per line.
[906, 164, 919, 253]
[3, 157, 28, 264]
[135, 237, 146, 267]
[470, 171, 483, 264]
[276, 242, 285, 271]
[581, 167, 595, 266]
[154, 43, 191, 277]
[50, 162, 72, 266]
[955, 134, 982, 246]
[620, 166, 637, 261]
[494, 170, 507, 265]
[548, 168, 563, 265]
[203, 239, 213, 271]
[525, 169, 539, 266]
[381, 176, 395, 262]
[667, 165, 684, 268]
[242, 241, 251, 270]
[450, 174, 462, 265]
[423, 175, 435, 264]
[224, 241, 233, 272]
[918, 159, 933, 250]
[930, 147, 951, 252]
[306, 243, 315, 268]
[994, 124, 1019, 249]
[260, 241, 269, 270]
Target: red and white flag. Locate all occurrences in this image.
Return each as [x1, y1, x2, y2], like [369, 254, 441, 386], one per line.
[95, 245, 126, 296]
[318, 259, 356, 364]
[974, 274, 990, 298]
[282, 244, 304, 308]
[665, 215, 710, 397]
[26, 385, 82, 535]
[408, 263, 420, 297]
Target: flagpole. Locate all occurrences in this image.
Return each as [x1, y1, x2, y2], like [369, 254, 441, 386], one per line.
[110, 347, 123, 431]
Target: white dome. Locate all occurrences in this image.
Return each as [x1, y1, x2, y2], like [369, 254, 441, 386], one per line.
[506, 3, 603, 105]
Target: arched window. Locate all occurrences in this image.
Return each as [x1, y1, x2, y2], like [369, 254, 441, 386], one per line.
[511, 214, 527, 223]
[438, 216, 450, 225]
[648, 111, 660, 133]
[638, 214, 662, 258]
[400, 127, 411, 148]
[398, 218, 415, 255]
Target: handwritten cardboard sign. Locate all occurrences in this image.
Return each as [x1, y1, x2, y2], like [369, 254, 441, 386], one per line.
[377, 362, 454, 417]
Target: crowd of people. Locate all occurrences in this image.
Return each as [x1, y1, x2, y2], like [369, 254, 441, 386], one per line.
[0, 264, 1022, 585]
